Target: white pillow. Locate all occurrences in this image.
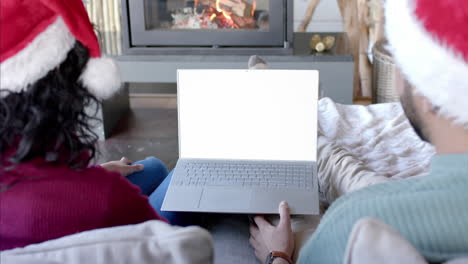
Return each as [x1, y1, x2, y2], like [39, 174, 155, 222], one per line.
[344, 217, 426, 264]
[445, 258, 468, 264]
[1, 220, 213, 264]
[344, 217, 468, 264]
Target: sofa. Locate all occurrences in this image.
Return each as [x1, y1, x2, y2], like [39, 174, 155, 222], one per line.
[2, 98, 448, 264]
[3, 216, 467, 264]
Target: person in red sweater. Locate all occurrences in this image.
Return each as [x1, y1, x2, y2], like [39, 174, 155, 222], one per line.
[0, 0, 185, 251]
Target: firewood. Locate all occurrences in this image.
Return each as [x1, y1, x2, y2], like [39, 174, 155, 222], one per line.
[309, 34, 325, 52]
[315, 42, 326, 52]
[323, 36, 336, 50]
[243, 0, 255, 18]
[309, 34, 321, 49]
[198, 0, 212, 5]
[218, 0, 246, 16]
[231, 14, 256, 28]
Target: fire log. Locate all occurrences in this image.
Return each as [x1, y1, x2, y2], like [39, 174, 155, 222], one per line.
[218, 0, 246, 16]
[309, 34, 321, 49]
[231, 14, 256, 29]
[323, 36, 336, 50]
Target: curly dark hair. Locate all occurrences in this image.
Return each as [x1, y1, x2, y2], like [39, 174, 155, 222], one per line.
[0, 41, 99, 169]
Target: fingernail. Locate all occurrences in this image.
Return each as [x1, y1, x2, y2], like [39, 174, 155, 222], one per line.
[280, 201, 288, 207]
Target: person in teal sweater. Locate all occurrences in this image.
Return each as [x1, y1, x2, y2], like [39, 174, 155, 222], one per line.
[248, 0, 468, 263]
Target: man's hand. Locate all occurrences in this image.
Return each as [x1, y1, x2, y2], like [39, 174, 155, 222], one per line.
[249, 201, 295, 263]
[100, 157, 144, 177]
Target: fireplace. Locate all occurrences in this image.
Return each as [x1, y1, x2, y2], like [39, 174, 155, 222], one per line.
[121, 0, 293, 55]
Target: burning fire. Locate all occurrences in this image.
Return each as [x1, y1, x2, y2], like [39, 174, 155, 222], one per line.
[251, 0, 256, 17]
[216, 0, 233, 21]
[172, 0, 258, 30]
[199, 0, 257, 29]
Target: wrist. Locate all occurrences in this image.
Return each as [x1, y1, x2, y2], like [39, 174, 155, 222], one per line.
[272, 259, 290, 264]
[266, 251, 293, 264]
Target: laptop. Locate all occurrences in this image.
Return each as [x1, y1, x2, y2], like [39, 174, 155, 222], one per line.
[161, 69, 319, 215]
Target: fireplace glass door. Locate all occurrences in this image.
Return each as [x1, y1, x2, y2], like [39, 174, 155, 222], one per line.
[127, 0, 287, 47]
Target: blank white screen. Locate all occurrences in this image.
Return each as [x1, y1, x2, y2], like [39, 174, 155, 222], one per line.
[178, 70, 318, 161]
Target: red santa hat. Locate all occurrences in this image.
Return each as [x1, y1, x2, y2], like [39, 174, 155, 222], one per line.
[385, 0, 468, 128]
[0, 0, 120, 99]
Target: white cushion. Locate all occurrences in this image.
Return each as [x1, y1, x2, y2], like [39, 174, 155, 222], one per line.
[344, 217, 468, 264]
[1, 220, 213, 264]
[445, 258, 468, 264]
[344, 217, 426, 264]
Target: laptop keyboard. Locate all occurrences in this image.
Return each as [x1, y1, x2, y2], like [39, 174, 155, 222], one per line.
[172, 162, 314, 189]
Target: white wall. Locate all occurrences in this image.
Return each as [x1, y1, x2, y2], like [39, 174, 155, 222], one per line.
[294, 0, 343, 32]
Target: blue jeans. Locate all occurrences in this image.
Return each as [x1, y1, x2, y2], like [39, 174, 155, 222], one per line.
[126, 157, 195, 226]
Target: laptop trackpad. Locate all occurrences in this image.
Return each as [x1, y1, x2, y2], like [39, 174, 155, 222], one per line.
[199, 188, 252, 211]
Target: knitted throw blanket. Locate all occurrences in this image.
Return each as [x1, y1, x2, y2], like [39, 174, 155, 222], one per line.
[317, 98, 435, 203]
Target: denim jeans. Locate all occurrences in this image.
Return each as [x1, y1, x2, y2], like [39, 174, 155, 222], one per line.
[126, 157, 195, 226]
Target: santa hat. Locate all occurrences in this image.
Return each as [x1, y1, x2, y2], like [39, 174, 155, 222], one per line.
[0, 0, 120, 99]
[385, 0, 468, 128]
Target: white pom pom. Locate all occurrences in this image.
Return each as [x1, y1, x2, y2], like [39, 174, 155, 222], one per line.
[79, 57, 121, 99]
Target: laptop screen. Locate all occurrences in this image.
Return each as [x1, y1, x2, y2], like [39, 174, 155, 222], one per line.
[177, 69, 318, 161]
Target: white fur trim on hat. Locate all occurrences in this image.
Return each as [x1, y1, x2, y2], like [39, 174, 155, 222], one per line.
[79, 56, 121, 100]
[0, 18, 74, 95]
[385, 0, 468, 128]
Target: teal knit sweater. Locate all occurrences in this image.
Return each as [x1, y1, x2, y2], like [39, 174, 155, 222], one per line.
[298, 153, 468, 263]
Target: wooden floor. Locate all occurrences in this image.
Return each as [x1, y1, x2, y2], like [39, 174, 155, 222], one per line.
[96, 95, 179, 170]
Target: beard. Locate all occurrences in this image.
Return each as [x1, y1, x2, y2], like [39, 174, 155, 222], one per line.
[400, 86, 430, 143]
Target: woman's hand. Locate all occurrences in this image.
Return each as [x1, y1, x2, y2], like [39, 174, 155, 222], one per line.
[100, 157, 144, 177]
[249, 201, 295, 263]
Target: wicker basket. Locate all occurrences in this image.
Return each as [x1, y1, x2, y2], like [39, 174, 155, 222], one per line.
[372, 40, 399, 103]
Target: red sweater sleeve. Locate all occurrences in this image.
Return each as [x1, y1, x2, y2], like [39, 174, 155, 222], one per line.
[105, 174, 167, 226]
